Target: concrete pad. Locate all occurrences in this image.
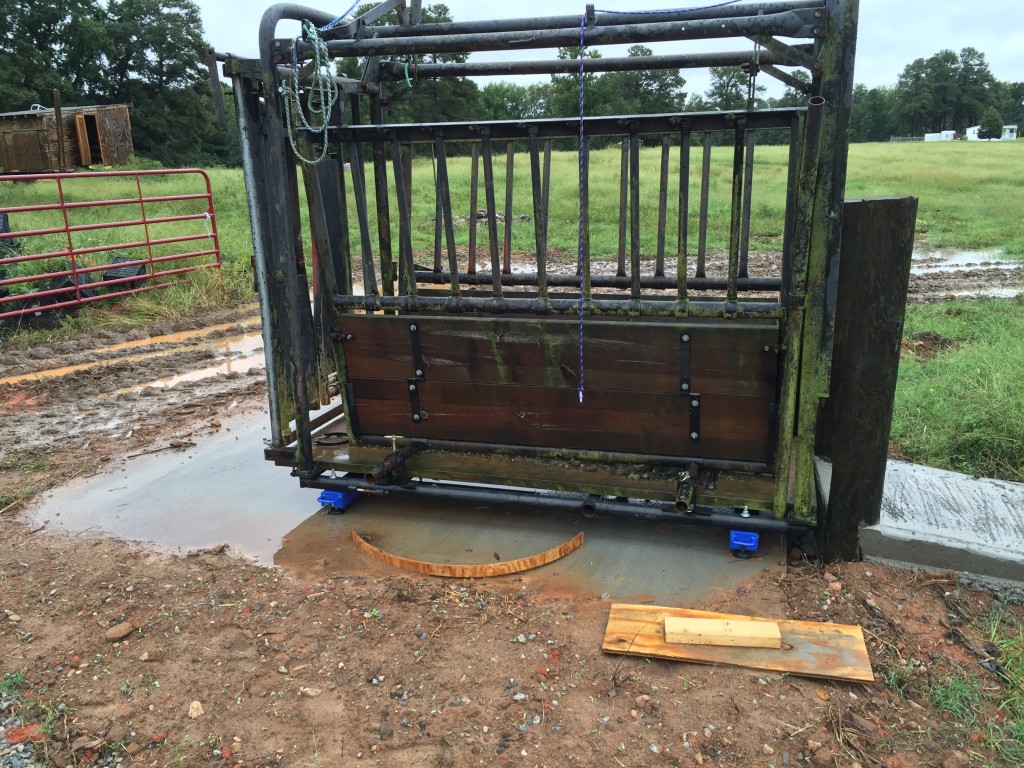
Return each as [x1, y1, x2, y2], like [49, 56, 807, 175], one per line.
[818, 458, 1024, 582]
[32, 408, 783, 606]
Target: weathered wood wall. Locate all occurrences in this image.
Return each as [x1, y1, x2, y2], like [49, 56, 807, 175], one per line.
[0, 105, 133, 172]
[339, 315, 781, 463]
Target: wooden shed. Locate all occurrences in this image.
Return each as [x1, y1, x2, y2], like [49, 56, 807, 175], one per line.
[0, 104, 133, 173]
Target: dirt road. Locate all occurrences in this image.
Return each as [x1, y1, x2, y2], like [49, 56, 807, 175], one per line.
[1, 288, 1022, 766]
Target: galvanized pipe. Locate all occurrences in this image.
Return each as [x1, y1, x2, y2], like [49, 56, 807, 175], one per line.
[331, 294, 783, 319]
[403, 49, 809, 79]
[306, 475, 804, 533]
[411, 271, 781, 292]
[357, 435, 770, 474]
[323, 1, 824, 40]
[335, 109, 802, 143]
[319, 11, 820, 56]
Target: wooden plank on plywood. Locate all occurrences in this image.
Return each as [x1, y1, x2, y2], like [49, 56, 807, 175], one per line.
[664, 616, 782, 648]
[604, 604, 873, 683]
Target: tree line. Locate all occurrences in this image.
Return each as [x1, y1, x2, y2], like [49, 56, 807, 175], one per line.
[2, 1, 1020, 171]
[849, 47, 1024, 142]
[0, 0, 237, 167]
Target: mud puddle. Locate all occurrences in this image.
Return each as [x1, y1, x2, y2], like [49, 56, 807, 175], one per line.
[911, 248, 1020, 275]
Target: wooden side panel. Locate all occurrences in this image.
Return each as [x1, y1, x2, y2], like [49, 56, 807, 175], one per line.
[340, 315, 779, 462]
[340, 316, 778, 397]
[74, 114, 92, 166]
[96, 107, 134, 165]
[0, 115, 53, 172]
[350, 379, 771, 460]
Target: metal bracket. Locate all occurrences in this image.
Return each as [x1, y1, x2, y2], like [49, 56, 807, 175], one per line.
[749, 36, 819, 72]
[679, 332, 692, 394]
[407, 379, 422, 422]
[409, 322, 425, 380]
[689, 394, 701, 441]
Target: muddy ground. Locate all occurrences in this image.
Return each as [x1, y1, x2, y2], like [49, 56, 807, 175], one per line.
[1, 269, 1023, 767]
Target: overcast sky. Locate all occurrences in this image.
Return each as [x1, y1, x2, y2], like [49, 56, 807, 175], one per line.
[195, 0, 1023, 96]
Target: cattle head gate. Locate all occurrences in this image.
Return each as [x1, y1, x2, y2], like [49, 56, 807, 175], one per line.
[227, 0, 916, 558]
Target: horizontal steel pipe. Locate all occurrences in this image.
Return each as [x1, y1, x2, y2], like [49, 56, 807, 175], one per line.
[356, 435, 770, 474]
[331, 293, 783, 319]
[392, 49, 808, 79]
[321, 11, 820, 57]
[414, 271, 782, 292]
[323, 1, 824, 40]
[334, 109, 802, 144]
[304, 475, 804, 533]
[364, 446, 415, 485]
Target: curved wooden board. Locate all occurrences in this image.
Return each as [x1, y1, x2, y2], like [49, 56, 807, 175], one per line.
[350, 529, 584, 578]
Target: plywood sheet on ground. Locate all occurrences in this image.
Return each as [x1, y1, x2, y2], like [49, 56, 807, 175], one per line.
[603, 604, 873, 683]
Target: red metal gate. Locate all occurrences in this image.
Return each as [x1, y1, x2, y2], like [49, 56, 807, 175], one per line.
[0, 169, 221, 321]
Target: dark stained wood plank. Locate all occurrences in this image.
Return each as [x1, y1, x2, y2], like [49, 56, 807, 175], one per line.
[339, 315, 779, 398]
[349, 379, 773, 462]
[817, 197, 918, 560]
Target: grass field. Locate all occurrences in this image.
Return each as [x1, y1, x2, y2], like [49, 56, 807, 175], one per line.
[2, 141, 1023, 481]
[894, 297, 1024, 482]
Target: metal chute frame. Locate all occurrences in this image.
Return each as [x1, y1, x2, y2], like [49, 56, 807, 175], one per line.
[225, 0, 860, 537]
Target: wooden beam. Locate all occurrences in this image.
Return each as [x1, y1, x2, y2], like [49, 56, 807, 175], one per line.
[817, 197, 918, 560]
[664, 617, 782, 648]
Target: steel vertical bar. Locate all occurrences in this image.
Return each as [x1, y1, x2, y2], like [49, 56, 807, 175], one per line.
[469, 142, 479, 274]
[617, 139, 628, 277]
[433, 135, 461, 295]
[543, 138, 552, 288]
[697, 132, 712, 278]
[347, 140, 379, 297]
[433, 143, 443, 273]
[372, 141, 394, 294]
[582, 137, 592, 300]
[504, 141, 515, 273]
[133, 174, 158, 280]
[676, 129, 691, 302]
[629, 126, 642, 299]
[390, 139, 418, 296]
[656, 135, 670, 278]
[727, 120, 745, 305]
[401, 143, 413, 219]
[335, 143, 354, 297]
[781, 114, 802, 303]
[481, 132, 502, 296]
[529, 130, 548, 298]
[740, 129, 756, 279]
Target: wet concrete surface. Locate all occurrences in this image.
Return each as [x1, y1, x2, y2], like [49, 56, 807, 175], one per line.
[816, 458, 1024, 584]
[32, 408, 782, 606]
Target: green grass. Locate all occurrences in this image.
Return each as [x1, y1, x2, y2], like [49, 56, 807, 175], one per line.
[930, 673, 982, 726]
[893, 297, 1024, 481]
[0, 669, 29, 700]
[979, 607, 1024, 763]
[846, 141, 1024, 255]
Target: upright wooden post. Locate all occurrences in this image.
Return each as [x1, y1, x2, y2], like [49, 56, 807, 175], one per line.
[818, 196, 918, 561]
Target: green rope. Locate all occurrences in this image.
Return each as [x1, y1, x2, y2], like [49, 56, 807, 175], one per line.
[282, 21, 339, 165]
